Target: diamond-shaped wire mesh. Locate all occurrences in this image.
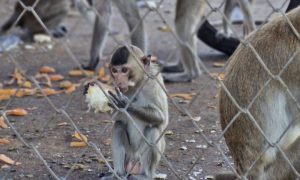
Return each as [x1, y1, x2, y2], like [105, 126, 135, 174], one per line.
[0, 0, 299, 179]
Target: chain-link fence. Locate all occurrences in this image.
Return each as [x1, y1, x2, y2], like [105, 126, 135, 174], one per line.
[0, 0, 299, 179]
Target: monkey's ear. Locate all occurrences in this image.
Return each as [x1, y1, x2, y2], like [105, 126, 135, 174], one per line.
[141, 55, 151, 68]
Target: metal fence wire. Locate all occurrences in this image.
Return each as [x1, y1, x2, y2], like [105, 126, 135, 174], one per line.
[0, 0, 299, 179]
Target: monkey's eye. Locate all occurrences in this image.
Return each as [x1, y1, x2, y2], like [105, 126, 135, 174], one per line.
[111, 68, 118, 73]
[121, 67, 128, 73]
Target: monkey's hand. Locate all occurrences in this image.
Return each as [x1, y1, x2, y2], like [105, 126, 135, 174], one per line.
[108, 88, 129, 109]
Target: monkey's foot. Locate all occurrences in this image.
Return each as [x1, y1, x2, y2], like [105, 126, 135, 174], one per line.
[100, 175, 119, 180]
[52, 26, 68, 38]
[161, 64, 184, 73]
[214, 172, 237, 180]
[163, 72, 194, 83]
[127, 174, 147, 180]
[82, 57, 99, 70]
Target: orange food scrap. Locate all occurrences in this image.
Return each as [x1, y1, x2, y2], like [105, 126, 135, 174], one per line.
[59, 81, 73, 89]
[102, 138, 112, 146]
[0, 154, 21, 165]
[74, 131, 88, 143]
[212, 62, 225, 67]
[0, 117, 8, 128]
[39, 66, 55, 74]
[70, 141, 87, 147]
[98, 67, 106, 78]
[15, 89, 37, 97]
[0, 89, 17, 96]
[18, 81, 32, 88]
[49, 74, 64, 81]
[7, 108, 28, 116]
[38, 88, 61, 96]
[68, 70, 94, 77]
[170, 92, 196, 100]
[0, 138, 10, 145]
[0, 94, 11, 101]
[64, 85, 76, 94]
[99, 75, 110, 83]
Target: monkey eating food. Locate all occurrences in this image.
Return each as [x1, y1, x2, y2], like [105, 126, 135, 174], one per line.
[99, 45, 168, 180]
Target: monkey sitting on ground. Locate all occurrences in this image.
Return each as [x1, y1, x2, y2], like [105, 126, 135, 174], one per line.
[1, 0, 69, 40]
[218, 6, 300, 180]
[99, 45, 168, 180]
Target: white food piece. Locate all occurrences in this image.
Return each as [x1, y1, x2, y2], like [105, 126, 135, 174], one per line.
[154, 173, 167, 179]
[180, 146, 187, 150]
[33, 34, 52, 43]
[85, 84, 112, 113]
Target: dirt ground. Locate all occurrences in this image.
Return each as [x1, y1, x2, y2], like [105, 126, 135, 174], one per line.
[0, 0, 289, 179]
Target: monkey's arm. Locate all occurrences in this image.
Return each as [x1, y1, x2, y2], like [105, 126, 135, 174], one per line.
[108, 90, 165, 125]
[127, 104, 165, 126]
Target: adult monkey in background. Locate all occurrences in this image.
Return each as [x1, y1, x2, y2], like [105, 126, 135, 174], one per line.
[77, 0, 146, 70]
[100, 45, 168, 180]
[218, 6, 300, 180]
[1, 0, 69, 40]
[162, 0, 206, 82]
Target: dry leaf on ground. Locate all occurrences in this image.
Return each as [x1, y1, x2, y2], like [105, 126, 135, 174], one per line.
[5, 68, 26, 86]
[0, 138, 10, 145]
[0, 117, 8, 128]
[0, 154, 21, 165]
[7, 108, 28, 116]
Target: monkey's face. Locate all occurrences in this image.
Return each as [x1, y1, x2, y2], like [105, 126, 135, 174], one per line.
[110, 65, 132, 93]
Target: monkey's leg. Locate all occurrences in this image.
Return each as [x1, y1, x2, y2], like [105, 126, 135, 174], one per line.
[129, 126, 163, 180]
[1, 14, 19, 34]
[114, 0, 146, 53]
[259, 136, 300, 180]
[238, 0, 255, 36]
[101, 121, 128, 180]
[162, 0, 205, 82]
[223, 0, 236, 36]
[83, 0, 112, 70]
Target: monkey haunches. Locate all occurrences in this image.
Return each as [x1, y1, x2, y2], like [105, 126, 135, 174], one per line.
[95, 45, 169, 180]
[0, 0, 69, 51]
[218, 6, 300, 180]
